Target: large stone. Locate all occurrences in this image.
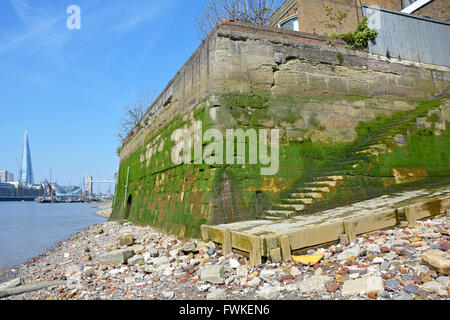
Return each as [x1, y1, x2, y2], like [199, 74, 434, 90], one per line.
[146, 246, 159, 258]
[182, 241, 197, 253]
[201, 266, 226, 284]
[100, 249, 135, 265]
[422, 281, 446, 293]
[341, 276, 385, 297]
[119, 234, 134, 246]
[207, 288, 227, 300]
[260, 269, 276, 280]
[258, 286, 280, 299]
[127, 255, 144, 265]
[0, 277, 23, 291]
[422, 250, 450, 275]
[152, 257, 171, 268]
[296, 275, 333, 293]
[337, 245, 361, 261]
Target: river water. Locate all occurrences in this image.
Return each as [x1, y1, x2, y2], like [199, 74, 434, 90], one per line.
[0, 201, 107, 272]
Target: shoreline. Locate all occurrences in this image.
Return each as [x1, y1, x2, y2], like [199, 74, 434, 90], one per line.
[0, 203, 111, 280]
[0, 211, 448, 300]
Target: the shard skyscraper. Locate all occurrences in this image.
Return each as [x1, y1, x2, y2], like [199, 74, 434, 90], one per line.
[19, 131, 34, 185]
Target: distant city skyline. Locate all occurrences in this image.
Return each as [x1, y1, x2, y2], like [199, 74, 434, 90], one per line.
[0, 0, 204, 191]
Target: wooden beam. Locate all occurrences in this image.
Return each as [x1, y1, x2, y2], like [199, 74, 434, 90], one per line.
[279, 236, 292, 262]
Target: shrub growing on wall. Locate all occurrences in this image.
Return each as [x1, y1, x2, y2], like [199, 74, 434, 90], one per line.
[332, 17, 378, 51]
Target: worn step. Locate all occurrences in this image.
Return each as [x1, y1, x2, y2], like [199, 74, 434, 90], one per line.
[290, 192, 323, 199]
[275, 204, 305, 211]
[281, 198, 314, 205]
[301, 186, 331, 193]
[305, 180, 338, 187]
[315, 175, 345, 182]
[264, 210, 297, 218]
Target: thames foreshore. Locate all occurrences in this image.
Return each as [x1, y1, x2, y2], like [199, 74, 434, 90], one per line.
[0, 206, 449, 300]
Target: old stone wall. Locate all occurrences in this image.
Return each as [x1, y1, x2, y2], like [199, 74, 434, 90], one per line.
[113, 22, 450, 239]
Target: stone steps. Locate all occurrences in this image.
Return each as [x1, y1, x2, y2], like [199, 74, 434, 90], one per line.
[281, 198, 314, 205]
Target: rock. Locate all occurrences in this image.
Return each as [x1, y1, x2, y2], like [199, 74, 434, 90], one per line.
[247, 277, 261, 287]
[127, 255, 144, 265]
[403, 284, 418, 294]
[326, 283, 340, 293]
[206, 247, 216, 256]
[183, 241, 197, 253]
[290, 267, 301, 277]
[422, 281, 446, 292]
[380, 246, 390, 253]
[94, 228, 104, 235]
[260, 269, 276, 280]
[146, 246, 159, 258]
[152, 257, 171, 268]
[169, 249, 180, 258]
[236, 266, 248, 278]
[274, 51, 287, 65]
[422, 250, 450, 275]
[292, 254, 324, 265]
[200, 266, 226, 284]
[337, 246, 361, 261]
[84, 268, 95, 278]
[162, 291, 175, 299]
[373, 257, 384, 264]
[119, 235, 134, 246]
[384, 252, 398, 261]
[131, 245, 146, 254]
[395, 294, 413, 300]
[207, 289, 227, 300]
[0, 277, 23, 291]
[385, 280, 401, 289]
[436, 276, 449, 286]
[366, 244, 381, 253]
[99, 248, 135, 265]
[297, 275, 333, 293]
[341, 276, 385, 297]
[229, 258, 240, 269]
[380, 262, 391, 271]
[258, 286, 280, 299]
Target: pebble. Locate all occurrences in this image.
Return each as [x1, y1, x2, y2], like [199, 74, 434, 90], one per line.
[2, 214, 449, 301]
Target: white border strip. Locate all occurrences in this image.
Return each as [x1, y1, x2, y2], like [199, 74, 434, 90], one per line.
[401, 0, 434, 14]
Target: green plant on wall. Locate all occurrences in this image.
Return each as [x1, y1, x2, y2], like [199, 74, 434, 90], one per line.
[331, 17, 378, 51]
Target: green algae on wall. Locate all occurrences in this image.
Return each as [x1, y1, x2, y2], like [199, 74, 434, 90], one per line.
[112, 89, 449, 239]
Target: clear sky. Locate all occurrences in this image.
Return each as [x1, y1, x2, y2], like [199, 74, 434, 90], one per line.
[0, 0, 206, 189]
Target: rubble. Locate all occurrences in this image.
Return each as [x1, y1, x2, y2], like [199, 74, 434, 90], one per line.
[1, 214, 449, 300]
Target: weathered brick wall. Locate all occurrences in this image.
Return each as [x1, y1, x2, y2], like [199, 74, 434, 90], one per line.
[274, 0, 403, 35]
[413, 0, 450, 22]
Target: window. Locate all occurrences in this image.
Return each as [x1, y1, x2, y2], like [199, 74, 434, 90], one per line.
[280, 16, 299, 32]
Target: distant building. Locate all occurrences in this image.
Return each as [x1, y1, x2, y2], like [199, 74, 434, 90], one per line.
[0, 170, 14, 183]
[271, 0, 448, 35]
[19, 131, 34, 185]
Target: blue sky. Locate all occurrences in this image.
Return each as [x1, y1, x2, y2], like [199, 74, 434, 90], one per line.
[0, 0, 206, 189]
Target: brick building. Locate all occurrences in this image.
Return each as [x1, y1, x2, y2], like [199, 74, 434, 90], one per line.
[271, 0, 449, 35]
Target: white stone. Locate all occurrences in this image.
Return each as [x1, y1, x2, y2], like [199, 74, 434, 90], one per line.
[229, 258, 240, 269]
[207, 288, 227, 300]
[260, 269, 276, 280]
[296, 275, 333, 293]
[341, 276, 385, 297]
[258, 286, 280, 299]
[247, 277, 261, 287]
